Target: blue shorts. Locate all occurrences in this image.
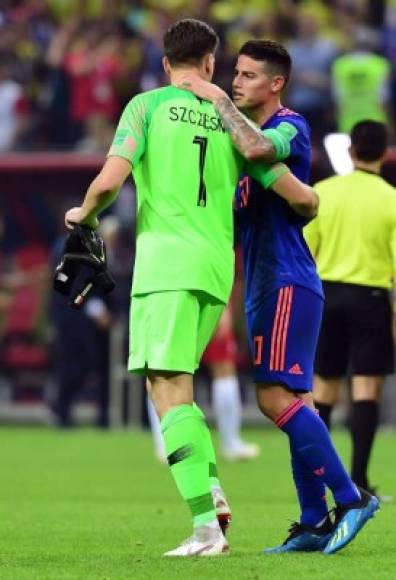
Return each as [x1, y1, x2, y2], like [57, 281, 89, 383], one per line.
[246, 285, 323, 392]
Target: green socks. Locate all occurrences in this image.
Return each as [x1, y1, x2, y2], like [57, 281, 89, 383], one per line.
[192, 403, 221, 489]
[161, 404, 216, 527]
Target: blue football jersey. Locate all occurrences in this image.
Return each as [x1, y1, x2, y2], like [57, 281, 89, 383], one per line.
[236, 107, 323, 313]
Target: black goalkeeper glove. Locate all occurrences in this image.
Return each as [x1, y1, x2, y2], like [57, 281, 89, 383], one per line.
[54, 224, 115, 309]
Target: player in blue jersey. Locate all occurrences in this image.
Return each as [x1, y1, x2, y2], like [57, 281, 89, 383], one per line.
[178, 39, 379, 555]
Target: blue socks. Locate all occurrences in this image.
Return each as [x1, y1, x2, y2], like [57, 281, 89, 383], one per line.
[277, 400, 360, 507]
[290, 440, 328, 526]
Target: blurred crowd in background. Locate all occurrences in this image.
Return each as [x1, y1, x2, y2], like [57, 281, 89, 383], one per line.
[1, 0, 396, 428]
[0, 0, 395, 152]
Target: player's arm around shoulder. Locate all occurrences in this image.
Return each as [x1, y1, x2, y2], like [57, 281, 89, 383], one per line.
[175, 74, 277, 162]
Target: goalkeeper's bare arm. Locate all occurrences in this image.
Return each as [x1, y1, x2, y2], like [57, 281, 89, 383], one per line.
[65, 157, 131, 229]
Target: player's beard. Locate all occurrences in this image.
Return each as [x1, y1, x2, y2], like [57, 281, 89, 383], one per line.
[233, 99, 249, 114]
[234, 102, 255, 120]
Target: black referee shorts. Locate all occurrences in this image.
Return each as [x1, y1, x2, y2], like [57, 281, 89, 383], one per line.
[315, 281, 394, 377]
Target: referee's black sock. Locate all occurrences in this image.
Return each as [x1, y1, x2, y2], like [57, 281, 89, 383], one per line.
[314, 402, 333, 430]
[350, 400, 379, 489]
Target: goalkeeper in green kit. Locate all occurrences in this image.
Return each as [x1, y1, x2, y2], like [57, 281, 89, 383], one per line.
[65, 19, 316, 557]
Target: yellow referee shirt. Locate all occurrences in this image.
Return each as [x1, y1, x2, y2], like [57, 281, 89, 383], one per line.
[304, 169, 396, 289]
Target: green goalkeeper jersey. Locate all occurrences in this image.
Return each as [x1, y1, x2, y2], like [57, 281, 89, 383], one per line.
[108, 85, 267, 303]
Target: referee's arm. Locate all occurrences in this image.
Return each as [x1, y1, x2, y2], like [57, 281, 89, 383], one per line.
[390, 223, 396, 340]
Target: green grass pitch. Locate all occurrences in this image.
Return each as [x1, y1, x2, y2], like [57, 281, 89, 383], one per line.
[1, 426, 395, 579]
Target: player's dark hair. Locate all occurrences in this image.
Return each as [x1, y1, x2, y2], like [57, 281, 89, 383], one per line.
[238, 40, 292, 84]
[350, 120, 388, 161]
[163, 19, 219, 66]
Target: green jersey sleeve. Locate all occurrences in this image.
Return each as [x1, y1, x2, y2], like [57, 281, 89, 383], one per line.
[262, 121, 298, 161]
[246, 161, 290, 189]
[107, 93, 149, 166]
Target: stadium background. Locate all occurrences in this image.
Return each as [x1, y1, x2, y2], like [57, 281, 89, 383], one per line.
[1, 0, 396, 429]
[1, 3, 396, 579]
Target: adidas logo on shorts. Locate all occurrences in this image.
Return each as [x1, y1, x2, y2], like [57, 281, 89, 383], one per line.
[288, 363, 303, 375]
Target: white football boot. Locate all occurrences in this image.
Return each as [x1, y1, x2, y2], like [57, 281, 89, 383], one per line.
[222, 442, 260, 461]
[164, 524, 229, 557]
[212, 487, 232, 536]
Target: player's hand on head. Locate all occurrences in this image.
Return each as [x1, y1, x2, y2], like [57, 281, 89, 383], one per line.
[176, 74, 225, 103]
[65, 207, 98, 230]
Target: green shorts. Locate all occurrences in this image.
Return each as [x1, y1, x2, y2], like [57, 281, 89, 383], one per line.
[128, 290, 225, 374]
